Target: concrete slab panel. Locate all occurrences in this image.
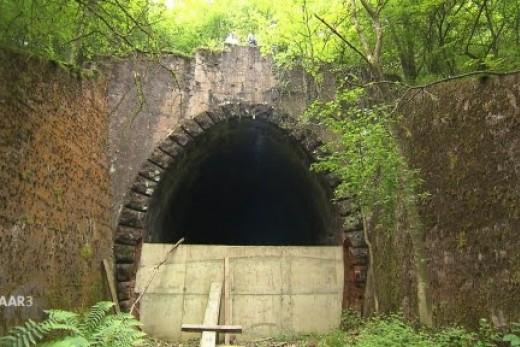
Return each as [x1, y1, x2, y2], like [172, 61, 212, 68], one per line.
[289, 258, 339, 294]
[135, 264, 187, 294]
[184, 260, 224, 294]
[232, 295, 284, 337]
[136, 245, 344, 341]
[140, 294, 185, 340]
[231, 257, 283, 295]
[290, 294, 342, 333]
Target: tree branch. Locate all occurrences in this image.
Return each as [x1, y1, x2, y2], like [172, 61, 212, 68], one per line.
[314, 14, 372, 66]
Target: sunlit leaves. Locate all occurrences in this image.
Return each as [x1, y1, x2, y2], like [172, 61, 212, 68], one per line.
[0, 0, 158, 64]
[305, 88, 424, 226]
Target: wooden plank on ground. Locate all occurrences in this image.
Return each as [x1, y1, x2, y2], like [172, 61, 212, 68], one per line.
[224, 257, 231, 345]
[181, 324, 242, 333]
[200, 282, 223, 347]
[102, 259, 121, 314]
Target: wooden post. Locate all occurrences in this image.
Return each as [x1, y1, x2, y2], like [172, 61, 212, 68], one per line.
[102, 259, 121, 314]
[224, 257, 232, 345]
[200, 282, 223, 347]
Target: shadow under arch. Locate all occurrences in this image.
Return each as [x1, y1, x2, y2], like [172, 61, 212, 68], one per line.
[113, 102, 368, 314]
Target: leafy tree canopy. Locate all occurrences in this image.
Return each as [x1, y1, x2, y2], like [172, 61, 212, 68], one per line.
[1, 0, 519, 81]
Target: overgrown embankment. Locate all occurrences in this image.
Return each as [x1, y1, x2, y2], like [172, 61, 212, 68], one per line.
[377, 74, 520, 328]
[0, 49, 113, 332]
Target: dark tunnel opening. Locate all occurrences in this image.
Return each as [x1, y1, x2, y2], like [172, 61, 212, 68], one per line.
[146, 118, 339, 246]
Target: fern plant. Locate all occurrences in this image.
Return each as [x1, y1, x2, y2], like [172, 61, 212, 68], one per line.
[0, 301, 146, 347]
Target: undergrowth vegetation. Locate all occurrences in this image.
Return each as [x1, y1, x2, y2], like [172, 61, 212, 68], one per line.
[0, 301, 145, 347]
[313, 312, 519, 347]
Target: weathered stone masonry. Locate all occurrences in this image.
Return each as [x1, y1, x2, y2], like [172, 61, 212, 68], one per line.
[0, 49, 113, 332]
[107, 47, 367, 313]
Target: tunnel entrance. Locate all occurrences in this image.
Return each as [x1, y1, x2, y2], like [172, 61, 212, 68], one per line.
[114, 104, 368, 322]
[146, 118, 338, 246]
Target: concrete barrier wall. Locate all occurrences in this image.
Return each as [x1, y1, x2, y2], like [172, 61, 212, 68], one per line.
[136, 244, 343, 341]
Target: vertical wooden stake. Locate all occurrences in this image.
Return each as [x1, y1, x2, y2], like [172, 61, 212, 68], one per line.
[224, 257, 231, 345]
[102, 259, 121, 314]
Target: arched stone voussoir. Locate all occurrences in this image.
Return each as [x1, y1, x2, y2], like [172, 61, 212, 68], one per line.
[114, 244, 136, 264]
[267, 109, 294, 129]
[158, 137, 183, 157]
[300, 133, 324, 153]
[343, 213, 363, 232]
[139, 159, 165, 182]
[148, 148, 176, 170]
[169, 127, 191, 147]
[115, 226, 143, 246]
[116, 264, 135, 282]
[250, 103, 274, 119]
[218, 101, 245, 119]
[119, 207, 146, 229]
[349, 247, 369, 266]
[193, 112, 216, 130]
[124, 190, 151, 212]
[181, 118, 204, 138]
[344, 230, 366, 248]
[131, 175, 158, 196]
[205, 106, 228, 123]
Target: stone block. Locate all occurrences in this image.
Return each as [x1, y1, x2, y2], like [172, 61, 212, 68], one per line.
[349, 247, 368, 265]
[139, 159, 165, 181]
[268, 110, 291, 128]
[131, 175, 157, 196]
[115, 226, 143, 246]
[324, 172, 342, 189]
[344, 231, 366, 248]
[300, 133, 323, 153]
[336, 199, 355, 216]
[288, 127, 309, 142]
[116, 264, 135, 281]
[117, 281, 133, 301]
[193, 112, 215, 130]
[149, 148, 175, 170]
[343, 214, 363, 232]
[181, 119, 204, 137]
[119, 208, 146, 228]
[251, 104, 273, 120]
[124, 191, 150, 212]
[114, 244, 136, 264]
[159, 137, 183, 157]
[119, 300, 132, 312]
[220, 102, 240, 119]
[205, 106, 226, 123]
[169, 128, 191, 146]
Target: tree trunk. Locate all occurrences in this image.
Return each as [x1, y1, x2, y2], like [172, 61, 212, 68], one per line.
[409, 228, 433, 327]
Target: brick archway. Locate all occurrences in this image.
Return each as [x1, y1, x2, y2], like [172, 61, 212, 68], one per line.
[113, 102, 368, 314]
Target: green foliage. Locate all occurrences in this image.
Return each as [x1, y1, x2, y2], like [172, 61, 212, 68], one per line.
[341, 309, 364, 331]
[312, 314, 502, 347]
[316, 330, 350, 347]
[503, 322, 520, 347]
[0, 301, 145, 347]
[79, 244, 93, 261]
[0, 0, 160, 64]
[305, 87, 424, 228]
[354, 314, 434, 347]
[2, 0, 518, 81]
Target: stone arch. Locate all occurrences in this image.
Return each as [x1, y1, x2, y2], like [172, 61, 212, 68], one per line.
[113, 102, 368, 313]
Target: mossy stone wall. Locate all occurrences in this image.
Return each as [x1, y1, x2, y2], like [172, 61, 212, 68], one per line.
[389, 74, 520, 328]
[0, 49, 113, 333]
